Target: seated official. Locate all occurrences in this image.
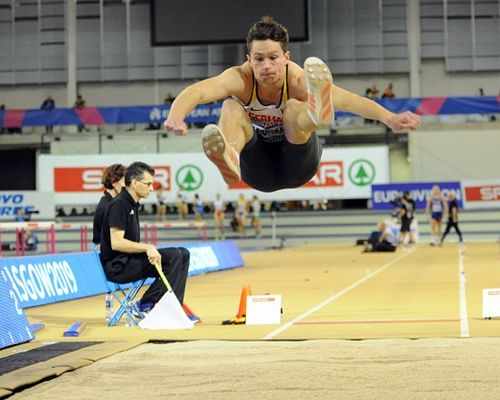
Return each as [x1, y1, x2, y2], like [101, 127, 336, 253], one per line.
[363, 221, 397, 253]
[100, 161, 190, 313]
[2, 229, 38, 251]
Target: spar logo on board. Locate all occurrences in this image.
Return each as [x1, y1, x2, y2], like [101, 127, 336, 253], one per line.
[53, 166, 171, 192]
[303, 161, 343, 187]
[465, 185, 500, 202]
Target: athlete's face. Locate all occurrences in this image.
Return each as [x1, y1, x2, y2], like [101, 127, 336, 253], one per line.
[247, 40, 290, 85]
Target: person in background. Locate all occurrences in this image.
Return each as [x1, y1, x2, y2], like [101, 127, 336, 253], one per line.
[399, 191, 416, 250]
[439, 192, 463, 246]
[40, 95, 56, 133]
[236, 193, 249, 238]
[164, 92, 176, 105]
[382, 83, 395, 99]
[15, 208, 26, 222]
[364, 84, 379, 124]
[154, 185, 168, 222]
[74, 94, 88, 132]
[92, 163, 127, 245]
[365, 84, 379, 98]
[176, 186, 189, 220]
[425, 185, 448, 246]
[192, 194, 205, 222]
[1, 229, 38, 252]
[363, 221, 397, 252]
[24, 230, 39, 251]
[250, 194, 262, 238]
[213, 193, 225, 240]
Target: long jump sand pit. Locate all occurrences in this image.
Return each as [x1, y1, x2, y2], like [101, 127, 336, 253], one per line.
[10, 338, 500, 400]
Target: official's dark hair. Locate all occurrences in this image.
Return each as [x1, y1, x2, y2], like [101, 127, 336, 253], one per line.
[246, 16, 289, 54]
[125, 161, 155, 186]
[101, 164, 126, 190]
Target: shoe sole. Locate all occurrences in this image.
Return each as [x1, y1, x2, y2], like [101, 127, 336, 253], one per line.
[202, 124, 241, 185]
[304, 57, 334, 128]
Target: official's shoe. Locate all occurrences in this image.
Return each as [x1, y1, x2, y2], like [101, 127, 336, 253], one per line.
[187, 314, 201, 324]
[202, 124, 241, 185]
[304, 57, 334, 128]
[132, 300, 154, 319]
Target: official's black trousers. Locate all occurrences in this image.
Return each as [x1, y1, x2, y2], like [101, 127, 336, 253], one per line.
[103, 247, 190, 304]
[441, 221, 463, 243]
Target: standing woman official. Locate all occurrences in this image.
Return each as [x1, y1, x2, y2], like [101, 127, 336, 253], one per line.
[425, 185, 448, 246]
[93, 163, 126, 245]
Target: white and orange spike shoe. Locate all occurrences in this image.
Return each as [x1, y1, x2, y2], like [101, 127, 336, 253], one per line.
[202, 124, 241, 185]
[304, 57, 335, 128]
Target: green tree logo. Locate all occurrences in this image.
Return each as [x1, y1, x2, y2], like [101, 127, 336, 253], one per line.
[175, 165, 203, 191]
[348, 159, 376, 186]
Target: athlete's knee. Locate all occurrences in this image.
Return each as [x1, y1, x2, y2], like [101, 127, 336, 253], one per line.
[221, 98, 246, 117]
[283, 99, 305, 121]
[285, 98, 304, 109]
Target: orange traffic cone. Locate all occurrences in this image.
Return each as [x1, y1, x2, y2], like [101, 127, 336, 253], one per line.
[236, 284, 253, 318]
[221, 284, 253, 325]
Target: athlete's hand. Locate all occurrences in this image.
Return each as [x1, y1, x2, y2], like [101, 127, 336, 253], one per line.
[146, 245, 161, 265]
[384, 111, 421, 132]
[164, 118, 188, 136]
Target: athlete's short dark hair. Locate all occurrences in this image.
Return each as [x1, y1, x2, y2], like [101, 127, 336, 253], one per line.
[125, 161, 155, 187]
[246, 16, 289, 54]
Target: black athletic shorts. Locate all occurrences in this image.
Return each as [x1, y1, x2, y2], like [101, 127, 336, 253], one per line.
[400, 217, 412, 233]
[240, 131, 322, 192]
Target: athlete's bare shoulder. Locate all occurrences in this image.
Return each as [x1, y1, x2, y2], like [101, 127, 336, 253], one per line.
[218, 62, 253, 102]
[286, 60, 307, 101]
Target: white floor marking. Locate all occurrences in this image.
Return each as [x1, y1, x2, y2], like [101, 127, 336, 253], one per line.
[263, 250, 415, 340]
[458, 245, 470, 338]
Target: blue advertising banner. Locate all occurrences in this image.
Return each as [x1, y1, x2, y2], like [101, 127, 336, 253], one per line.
[1, 241, 243, 309]
[0, 274, 33, 349]
[371, 182, 463, 210]
[0, 252, 108, 308]
[173, 241, 244, 275]
[2, 96, 499, 128]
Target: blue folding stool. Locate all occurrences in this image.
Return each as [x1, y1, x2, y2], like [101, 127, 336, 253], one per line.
[92, 245, 146, 327]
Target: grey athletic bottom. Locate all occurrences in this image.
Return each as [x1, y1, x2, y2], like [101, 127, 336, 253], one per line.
[240, 131, 322, 192]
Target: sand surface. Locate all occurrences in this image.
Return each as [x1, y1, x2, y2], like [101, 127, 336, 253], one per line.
[10, 338, 500, 400]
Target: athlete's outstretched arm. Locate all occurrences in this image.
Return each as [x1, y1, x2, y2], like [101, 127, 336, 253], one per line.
[331, 85, 420, 132]
[165, 67, 246, 136]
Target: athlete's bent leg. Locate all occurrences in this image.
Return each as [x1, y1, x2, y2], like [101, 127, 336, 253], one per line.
[283, 57, 334, 144]
[202, 99, 253, 185]
[283, 99, 315, 144]
[278, 134, 322, 189]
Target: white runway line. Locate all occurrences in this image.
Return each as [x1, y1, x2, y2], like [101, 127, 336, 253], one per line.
[263, 249, 415, 340]
[458, 245, 470, 338]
